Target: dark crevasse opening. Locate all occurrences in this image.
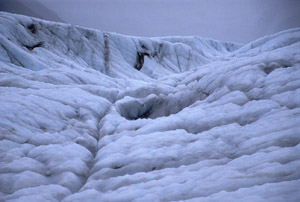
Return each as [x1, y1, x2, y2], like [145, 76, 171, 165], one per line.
[116, 90, 208, 120]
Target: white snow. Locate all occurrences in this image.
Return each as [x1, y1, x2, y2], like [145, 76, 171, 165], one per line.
[0, 12, 300, 202]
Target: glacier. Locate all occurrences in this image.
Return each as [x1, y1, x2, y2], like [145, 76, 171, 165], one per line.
[0, 12, 300, 202]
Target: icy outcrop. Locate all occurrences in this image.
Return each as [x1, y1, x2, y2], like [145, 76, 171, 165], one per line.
[0, 12, 300, 202]
[0, 12, 241, 80]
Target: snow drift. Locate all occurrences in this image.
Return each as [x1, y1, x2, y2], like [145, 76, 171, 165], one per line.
[0, 12, 300, 202]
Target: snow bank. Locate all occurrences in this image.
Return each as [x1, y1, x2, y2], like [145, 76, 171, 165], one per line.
[0, 12, 299, 202]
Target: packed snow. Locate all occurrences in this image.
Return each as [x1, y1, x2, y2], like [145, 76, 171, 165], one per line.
[0, 12, 300, 202]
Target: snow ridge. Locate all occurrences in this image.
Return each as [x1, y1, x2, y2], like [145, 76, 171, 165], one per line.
[0, 12, 300, 202]
[0, 12, 241, 80]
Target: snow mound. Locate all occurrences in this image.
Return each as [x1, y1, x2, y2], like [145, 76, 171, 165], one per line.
[0, 12, 300, 202]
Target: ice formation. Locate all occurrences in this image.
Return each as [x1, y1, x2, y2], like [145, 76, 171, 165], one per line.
[0, 12, 300, 202]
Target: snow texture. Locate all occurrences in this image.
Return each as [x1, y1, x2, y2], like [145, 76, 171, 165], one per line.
[0, 12, 300, 202]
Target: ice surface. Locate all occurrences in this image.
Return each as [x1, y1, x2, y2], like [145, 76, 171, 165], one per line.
[0, 12, 300, 202]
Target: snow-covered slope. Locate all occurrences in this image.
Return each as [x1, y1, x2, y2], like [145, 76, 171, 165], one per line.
[0, 12, 241, 80]
[0, 12, 300, 202]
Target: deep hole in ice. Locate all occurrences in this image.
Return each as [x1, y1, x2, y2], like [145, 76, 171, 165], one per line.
[117, 96, 157, 120]
[117, 92, 207, 120]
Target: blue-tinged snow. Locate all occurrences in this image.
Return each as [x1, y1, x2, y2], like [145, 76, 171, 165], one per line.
[0, 12, 300, 202]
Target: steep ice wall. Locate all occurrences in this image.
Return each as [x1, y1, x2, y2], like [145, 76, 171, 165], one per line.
[0, 12, 300, 202]
[0, 12, 241, 80]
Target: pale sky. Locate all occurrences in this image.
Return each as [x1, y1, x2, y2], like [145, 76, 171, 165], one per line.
[1, 0, 300, 43]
